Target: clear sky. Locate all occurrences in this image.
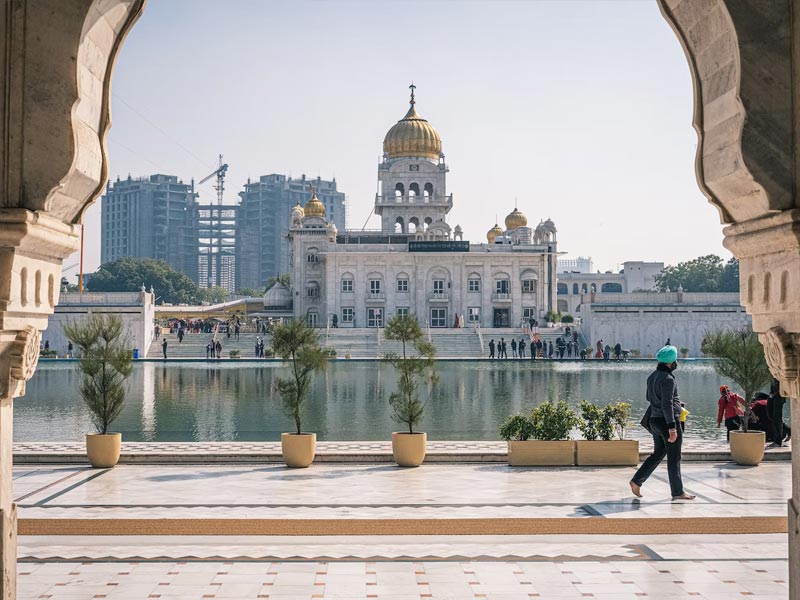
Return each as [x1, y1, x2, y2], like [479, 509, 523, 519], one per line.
[67, 0, 731, 281]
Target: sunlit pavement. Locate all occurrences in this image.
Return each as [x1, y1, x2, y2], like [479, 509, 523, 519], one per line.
[14, 462, 791, 599]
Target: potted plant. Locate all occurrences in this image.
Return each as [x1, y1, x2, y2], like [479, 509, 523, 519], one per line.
[679, 347, 689, 358]
[271, 319, 327, 468]
[63, 315, 133, 468]
[702, 326, 773, 465]
[630, 348, 641, 358]
[500, 401, 578, 466]
[229, 349, 241, 359]
[384, 314, 438, 467]
[575, 400, 638, 466]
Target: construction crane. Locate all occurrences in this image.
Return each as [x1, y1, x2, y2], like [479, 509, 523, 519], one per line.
[198, 154, 229, 205]
[198, 155, 229, 289]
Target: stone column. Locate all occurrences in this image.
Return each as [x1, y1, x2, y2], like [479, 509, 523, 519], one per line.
[724, 210, 800, 599]
[0, 210, 79, 600]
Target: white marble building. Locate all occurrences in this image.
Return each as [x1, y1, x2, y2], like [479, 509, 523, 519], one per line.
[288, 87, 559, 328]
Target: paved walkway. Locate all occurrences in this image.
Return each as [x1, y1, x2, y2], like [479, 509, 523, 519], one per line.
[13, 462, 792, 599]
[13, 439, 792, 464]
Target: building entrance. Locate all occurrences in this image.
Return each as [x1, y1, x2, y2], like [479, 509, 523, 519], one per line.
[430, 307, 447, 328]
[493, 309, 509, 327]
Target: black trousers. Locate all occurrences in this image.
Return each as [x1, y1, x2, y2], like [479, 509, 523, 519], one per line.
[724, 416, 741, 441]
[767, 397, 786, 443]
[631, 417, 685, 498]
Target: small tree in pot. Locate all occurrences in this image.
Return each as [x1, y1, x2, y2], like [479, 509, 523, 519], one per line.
[271, 319, 327, 468]
[64, 314, 133, 468]
[702, 326, 773, 465]
[384, 314, 438, 467]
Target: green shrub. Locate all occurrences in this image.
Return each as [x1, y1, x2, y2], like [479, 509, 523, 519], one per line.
[229, 349, 240, 358]
[324, 348, 337, 357]
[499, 414, 535, 441]
[63, 315, 133, 434]
[605, 401, 632, 440]
[679, 347, 689, 355]
[629, 348, 641, 357]
[561, 314, 574, 323]
[578, 400, 604, 441]
[530, 400, 578, 441]
[39, 349, 58, 358]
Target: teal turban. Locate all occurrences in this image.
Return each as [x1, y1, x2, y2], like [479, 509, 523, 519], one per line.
[656, 345, 678, 364]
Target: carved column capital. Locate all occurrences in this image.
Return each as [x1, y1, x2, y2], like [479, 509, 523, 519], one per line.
[759, 326, 800, 399]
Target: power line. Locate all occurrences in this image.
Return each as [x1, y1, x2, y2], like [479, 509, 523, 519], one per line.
[112, 93, 214, 171]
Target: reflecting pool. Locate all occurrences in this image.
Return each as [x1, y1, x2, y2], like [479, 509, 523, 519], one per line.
[15, 360, 742, 442]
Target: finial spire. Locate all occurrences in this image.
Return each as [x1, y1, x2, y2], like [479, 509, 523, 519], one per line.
[309, 183, 314, 196]
[409, 82, 416, 106]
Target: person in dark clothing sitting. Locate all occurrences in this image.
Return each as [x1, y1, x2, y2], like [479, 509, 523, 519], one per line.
[630, 345, 695, 501]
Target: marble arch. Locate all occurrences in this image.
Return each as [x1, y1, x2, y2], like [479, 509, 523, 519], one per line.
[2, 1, 800, 598]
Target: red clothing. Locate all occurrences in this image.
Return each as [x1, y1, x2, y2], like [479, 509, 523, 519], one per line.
[717, 392, 744, 424]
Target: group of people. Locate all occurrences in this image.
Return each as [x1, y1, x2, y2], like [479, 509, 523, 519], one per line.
[594, 339, 626, 361]
[254, 337, 267, 357]
[488, 337, 528, 359]
[717, 383, 790, 447]
[205, 339, 223, 359]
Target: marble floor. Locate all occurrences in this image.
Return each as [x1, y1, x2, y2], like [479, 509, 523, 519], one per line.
[13, 462, 792, 599]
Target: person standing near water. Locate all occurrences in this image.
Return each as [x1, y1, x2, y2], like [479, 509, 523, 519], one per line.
[161, 338, 168, 360]
[630, 345, 695, 501]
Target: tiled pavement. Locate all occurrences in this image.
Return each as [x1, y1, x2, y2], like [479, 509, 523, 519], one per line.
[12, 440, 792, 463]
[13, 463, 792, 599]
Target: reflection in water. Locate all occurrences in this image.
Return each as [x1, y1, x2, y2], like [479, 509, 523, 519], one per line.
[15, 361, 749, 442]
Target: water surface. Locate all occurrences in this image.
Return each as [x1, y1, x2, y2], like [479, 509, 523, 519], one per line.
[15, 361, 740, 442]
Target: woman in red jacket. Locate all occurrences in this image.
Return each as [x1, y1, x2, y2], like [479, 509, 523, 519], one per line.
[717, 385, 744, 440]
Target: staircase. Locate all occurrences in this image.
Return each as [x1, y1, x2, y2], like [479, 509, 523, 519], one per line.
[146, 331, 271, 359]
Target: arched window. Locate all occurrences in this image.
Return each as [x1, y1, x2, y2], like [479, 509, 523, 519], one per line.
[467, 272, 481, 293]
[341, 273, 354, 293]
[394, 216, 404, 234]
[557, 299, 568, 313]
[408, 217, 419, 234]
[409, 182, 420, 197]
[590, 283, 597, 293]
[423, 216, 432, 232]
[424, 182, 433, 198]
[557, 283, 568, 295]
[395, 182, 404, 197]
[581, 283, 588, 294]
[601, 282, 623, 293]
[306, 281, 320, 298]
[306, 248, 319, 263]
[572, 283, 579, 295]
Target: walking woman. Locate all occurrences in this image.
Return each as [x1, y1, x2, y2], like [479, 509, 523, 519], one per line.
[629, 345, 695, 501]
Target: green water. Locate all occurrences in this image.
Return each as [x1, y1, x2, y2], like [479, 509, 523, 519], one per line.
[15, 361, 739, 442]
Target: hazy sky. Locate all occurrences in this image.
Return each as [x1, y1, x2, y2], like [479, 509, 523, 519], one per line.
[67, 0, 731, 280]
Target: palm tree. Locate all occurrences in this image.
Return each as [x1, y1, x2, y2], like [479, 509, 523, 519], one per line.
[701, 326, 773, 432]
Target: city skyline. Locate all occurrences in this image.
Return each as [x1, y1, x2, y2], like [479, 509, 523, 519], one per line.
[66, 0, 731, 282]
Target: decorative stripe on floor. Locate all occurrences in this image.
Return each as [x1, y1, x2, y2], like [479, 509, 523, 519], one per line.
[18, 516, 787, 536]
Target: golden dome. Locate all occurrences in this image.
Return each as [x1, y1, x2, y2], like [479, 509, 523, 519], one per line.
[487, 223, 503, 244]
[383, 85, 442, 160]
[304, 189, 325, 218]
[291, 200, 305, 218]
[505, 208, 527, 231]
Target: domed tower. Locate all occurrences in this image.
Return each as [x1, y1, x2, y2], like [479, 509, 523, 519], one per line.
[375, 84, 452, 235]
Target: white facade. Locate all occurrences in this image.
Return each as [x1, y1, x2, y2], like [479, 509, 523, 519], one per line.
[288, 91, 559, 328]
[556, 260, 664, 315]
[46, 291, 156, 356]
[580, 292, 751, 356]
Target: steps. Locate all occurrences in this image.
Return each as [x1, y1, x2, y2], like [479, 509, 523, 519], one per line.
[146, 331, 270, 359]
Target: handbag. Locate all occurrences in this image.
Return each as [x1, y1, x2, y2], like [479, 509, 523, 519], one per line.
[639, 405, 653, 433]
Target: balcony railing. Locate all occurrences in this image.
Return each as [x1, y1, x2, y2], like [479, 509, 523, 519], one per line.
[492, 292, 512, 302]
[428, 292, 449, 302]
[366, 292, 385, 302]
[375, 193, 453, 206]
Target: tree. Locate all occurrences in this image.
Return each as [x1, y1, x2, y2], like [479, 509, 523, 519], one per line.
[87, 257, 201, 304]
[264, 273, 291, 292]
[701, 326, 772, 432]
[237, 287, 259, 297]
[63, 315, 133, 434]
[718, 258, 740, 292]
[654, 254, 733, 292]
[202, 286, 228, 304]
[384, 314, 438, 434]
[270, 319, 327, 435]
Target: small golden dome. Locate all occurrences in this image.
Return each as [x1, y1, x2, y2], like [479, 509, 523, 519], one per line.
[487, 223, 503, 244]
[383, 85, 442, 160]
[505, 208, 527, 231]
[304, 189, 325, 218]
[291, 201, 305, 219]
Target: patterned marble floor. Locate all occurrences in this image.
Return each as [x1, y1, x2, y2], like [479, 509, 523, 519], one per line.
[13, 463, 792, 599]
